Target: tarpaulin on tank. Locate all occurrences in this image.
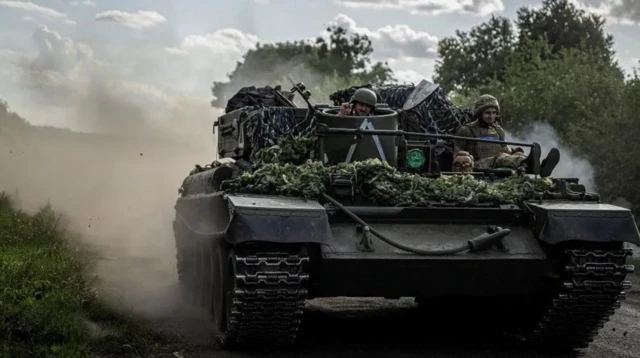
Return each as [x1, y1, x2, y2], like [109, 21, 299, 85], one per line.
[225, 85, 295, 113]
[224, 194, 332, 245]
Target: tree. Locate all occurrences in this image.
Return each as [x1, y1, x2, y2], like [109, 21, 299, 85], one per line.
[210, 25, 394, 108]
[474, 38, 640, 215]
[433, 16, 515, 94]
[515, 0, 616, 64]
[433, 0, 618, 94]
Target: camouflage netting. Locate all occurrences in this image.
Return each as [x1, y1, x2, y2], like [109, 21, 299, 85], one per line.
[236, 105, 317, 162]
[223, 82, 473, 164]
[329, 83, 474, 135]
[223, 85, 295, 113]
[192, 136, 554, 207]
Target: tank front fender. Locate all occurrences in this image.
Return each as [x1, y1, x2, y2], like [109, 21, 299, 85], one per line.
[225, 194, 332, 245]
[527, 201, 640, 246]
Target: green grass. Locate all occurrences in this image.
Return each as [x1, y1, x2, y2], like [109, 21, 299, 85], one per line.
[0, 192, 181, 358]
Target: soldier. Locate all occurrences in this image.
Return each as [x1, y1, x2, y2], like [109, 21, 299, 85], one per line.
[339, 88, 378, 116]
[452, 94, 560, 177]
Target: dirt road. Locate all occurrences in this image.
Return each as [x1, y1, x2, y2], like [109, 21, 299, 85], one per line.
[90, 243, 640, 358]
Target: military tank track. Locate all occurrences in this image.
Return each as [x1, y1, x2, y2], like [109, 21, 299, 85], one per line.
[217, 246, 311, 349]
[526, 245, 635, 350]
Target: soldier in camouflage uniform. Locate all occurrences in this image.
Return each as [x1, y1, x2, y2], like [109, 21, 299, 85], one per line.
[339, 88, 377, 116]
[453, 94, 560, 177]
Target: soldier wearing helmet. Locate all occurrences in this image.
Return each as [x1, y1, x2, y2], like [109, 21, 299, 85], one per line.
[339, 87, 378, 116]
[452, 94, 560, 177]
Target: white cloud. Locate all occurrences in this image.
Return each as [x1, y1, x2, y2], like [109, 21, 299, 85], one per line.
[15, 25, 98, 106]
[570, 0, 640, 25]
[164, 47, 189, 56]
[0, 0, 76, 24]
[325, 13, 439, 60]
[71, 0, 96, 6]
[333, 0, 504, 16]
[393, 69, 428, 84]
[166, 28, 259, 55]
[0, 24, 217, 140]
[163, 28, 261, 99]
[95, 10, 167, 29]
[29, 24, 94, 75]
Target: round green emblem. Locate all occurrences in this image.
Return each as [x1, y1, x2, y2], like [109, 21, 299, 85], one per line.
[407, 149, 426, 169]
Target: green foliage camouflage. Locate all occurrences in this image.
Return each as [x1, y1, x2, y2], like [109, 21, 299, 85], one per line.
[192, 136, 554, 206]
[255, 135, 317, 166]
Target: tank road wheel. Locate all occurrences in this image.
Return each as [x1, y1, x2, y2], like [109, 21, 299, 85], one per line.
[211, 244, 311, 350]
[523, 243, 635, 351]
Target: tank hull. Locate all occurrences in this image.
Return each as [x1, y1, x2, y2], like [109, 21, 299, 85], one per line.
[312, 222, 548, 298]
[173, 191, 638, 351]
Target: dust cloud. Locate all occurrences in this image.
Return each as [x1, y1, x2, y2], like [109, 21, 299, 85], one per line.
[0, 19, 355, 336]
[0, 19, 235, 325]
[0, 93, 221, 324]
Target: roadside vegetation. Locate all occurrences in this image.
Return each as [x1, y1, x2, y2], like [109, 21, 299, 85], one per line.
[0, 192, 178, 357]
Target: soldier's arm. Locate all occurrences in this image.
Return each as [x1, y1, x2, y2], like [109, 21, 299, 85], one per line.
[453, 126, 472, 156]
[339, 103, 350, 115]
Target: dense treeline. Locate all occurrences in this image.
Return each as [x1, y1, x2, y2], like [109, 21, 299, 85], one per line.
[434, 0, 640, 215]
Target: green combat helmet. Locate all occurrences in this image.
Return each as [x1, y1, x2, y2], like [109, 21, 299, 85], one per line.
[350, 88, 378, 108]
[473, 94, 500, 117]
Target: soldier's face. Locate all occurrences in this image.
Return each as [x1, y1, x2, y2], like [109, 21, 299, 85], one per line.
[353, 103, 373, 116]
[481, 108, 497, 124]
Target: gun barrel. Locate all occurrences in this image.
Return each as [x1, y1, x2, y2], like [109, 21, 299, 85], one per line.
[322, 128, 534, 148]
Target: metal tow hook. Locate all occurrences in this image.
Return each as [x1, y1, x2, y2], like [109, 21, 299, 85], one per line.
[487, 225, 509, 252]
[356, 224, 374, 252]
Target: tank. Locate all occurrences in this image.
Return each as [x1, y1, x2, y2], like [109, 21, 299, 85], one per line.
[173, 81, 639, 351]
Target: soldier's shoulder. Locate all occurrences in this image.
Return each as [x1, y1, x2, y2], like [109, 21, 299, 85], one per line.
[492, 123, 505, 133]
[466, 120, 480, 128]
[456, 124, 473, 135]
[459, 120, 478, 130]
[456, 120, 476, 134]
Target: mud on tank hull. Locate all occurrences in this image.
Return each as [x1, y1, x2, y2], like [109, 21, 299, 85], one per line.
[173, 180, 640, 352]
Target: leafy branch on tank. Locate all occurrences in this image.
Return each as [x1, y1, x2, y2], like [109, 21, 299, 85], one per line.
[192, 133, 557, 207]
